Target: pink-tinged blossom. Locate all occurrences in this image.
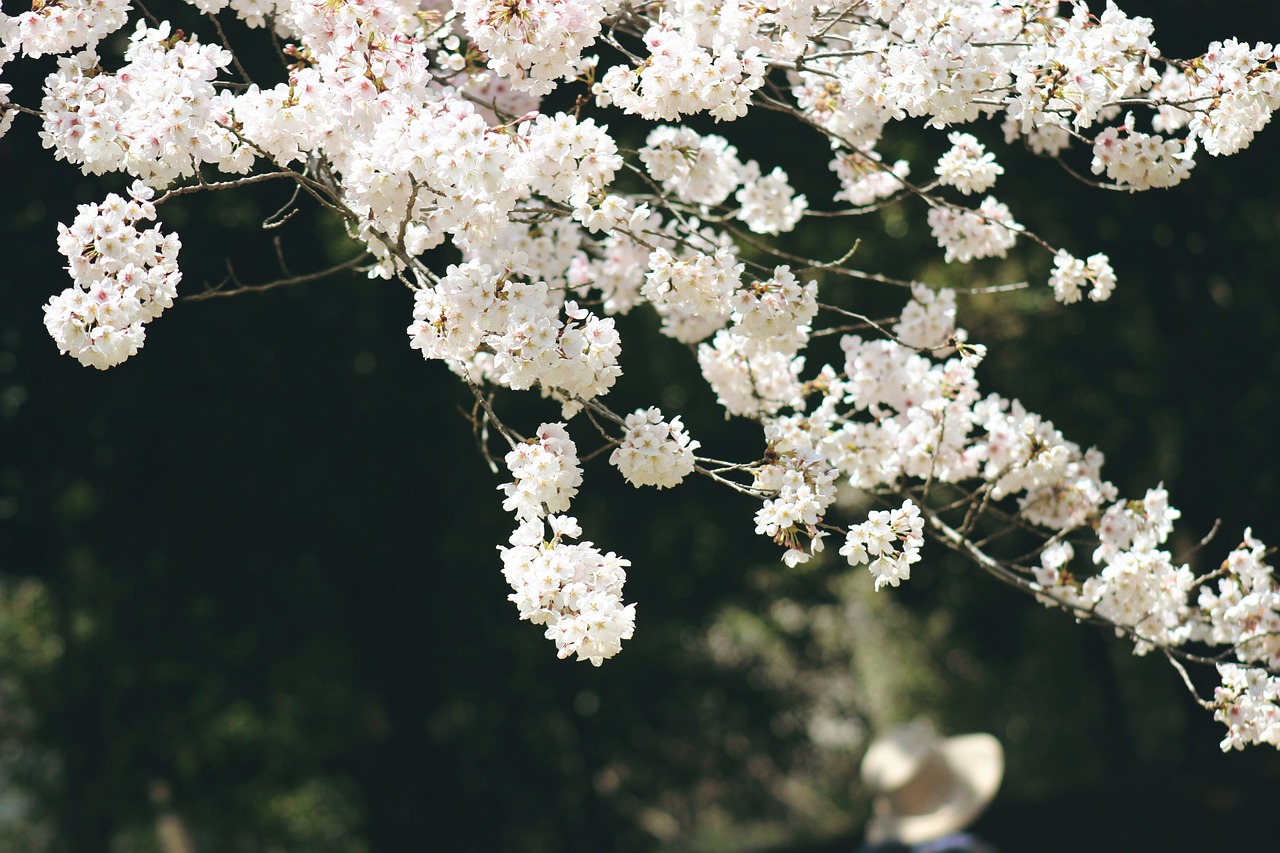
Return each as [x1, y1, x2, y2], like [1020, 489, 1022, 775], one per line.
[1194, 531, 1280, 671]
[519, 113, 623, 207]
[7, 0, 130, 58]
[1080, 549, 1195, 654]
[893, 284, 956, 351]
[459, 0, 617, 96]
[1093, 487, 1181, 564]
[643, 245, 742, 343]
[1214, 664, 1280, 750]
[594, 24, 766, 121]
[1049, 250, 1117, 304]
[830, 153, 910, 207]
[926, 197, 1020, 264]
[39, 23, 246, 186]
[753, 427, 839, 567]
[640, 126, 747, 206]
[0, 79, 13, 139]
[500, 515, 635, 665]
[407, 255, 620, 408]
[840, 500, 925, 591]
[1091, 114, 1196, 190]
[735, 166, 807, 235]
[499, 422, 583, 521]
[1007, 1, 1160, 133]
[1152, 39, 1280, 157]
[698, 330, 806, 418]
[935, 132, 1003, 195]
[43, 183, 180, 369]
[610, 407, 700, 489]
[730, 266, 817, 354]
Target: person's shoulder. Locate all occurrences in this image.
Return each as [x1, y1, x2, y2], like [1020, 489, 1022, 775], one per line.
[856, 842, 914, 853]
[914, 833, 999, 853]
[856, 832, 1000, 853]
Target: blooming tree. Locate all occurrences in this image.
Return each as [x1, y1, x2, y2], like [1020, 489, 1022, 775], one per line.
[5, 0, 1280, 750]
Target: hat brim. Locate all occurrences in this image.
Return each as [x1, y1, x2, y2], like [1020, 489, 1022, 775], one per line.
[866, 733, 1004, 845]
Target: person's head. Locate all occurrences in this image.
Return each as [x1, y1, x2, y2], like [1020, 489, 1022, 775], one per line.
[859, 721, 1004, 846]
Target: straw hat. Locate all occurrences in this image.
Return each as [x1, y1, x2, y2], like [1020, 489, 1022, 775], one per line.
[860, 721, 1004, 845]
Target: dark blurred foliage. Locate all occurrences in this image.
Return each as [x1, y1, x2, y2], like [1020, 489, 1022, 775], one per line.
[2, 1, 1280, 851]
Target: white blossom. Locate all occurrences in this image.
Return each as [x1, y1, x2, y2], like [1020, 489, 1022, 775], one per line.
[927, 197, 1020, 263]
[935, 132, 1003, 195]
[1091, 114, 1196, 190]
[43, 184, 181, 369]
[1049, 250, 1117, 304]
[610, 408, 700, 489]
[500, 515, 635, 665]
[499, 423, 583, 521]
[840, 500, 925, 591]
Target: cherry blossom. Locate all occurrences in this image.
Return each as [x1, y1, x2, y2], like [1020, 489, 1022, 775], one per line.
[610, 408, 700, 490]
[42, 182, 181, 369]
[8, 0, 1280, 749]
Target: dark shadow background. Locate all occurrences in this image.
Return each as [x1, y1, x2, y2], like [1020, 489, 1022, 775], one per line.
[2, 1, 1280, 850]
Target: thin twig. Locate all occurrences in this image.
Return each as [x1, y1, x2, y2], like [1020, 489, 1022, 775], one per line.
[186, 253, 368, 301]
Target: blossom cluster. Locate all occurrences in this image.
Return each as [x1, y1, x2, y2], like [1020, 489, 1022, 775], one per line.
[459, 0, 616, 96]
[831, 152, 910, 206]
[638, 126, 807, 234]
[1195, 532, 1280, 671]
[500, 514, 636, 666]
[1091, 113, 1196, 190]
[496, 423, 635, 664]
[42, 183, 181, 369]
[1152, 38, 1280, 158]
[610, 408, 699, 490]
[594, 24, 766, 121]
[40, 22, 247, 185]
[5, 0, 130, 59]
[752, 424, 839, 568]
[839, 501, 925, 591]
[694, 267, 816, 420]
[926, 198, 1021, 265]
[1196, 521, 1280, 751]
[1049, 250, 1118, 305]
[499, 423, 582, 522]
[935, 132, 1003, 196]
[407, 255, 621, 411]
[1213, 664, 1280, 751]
